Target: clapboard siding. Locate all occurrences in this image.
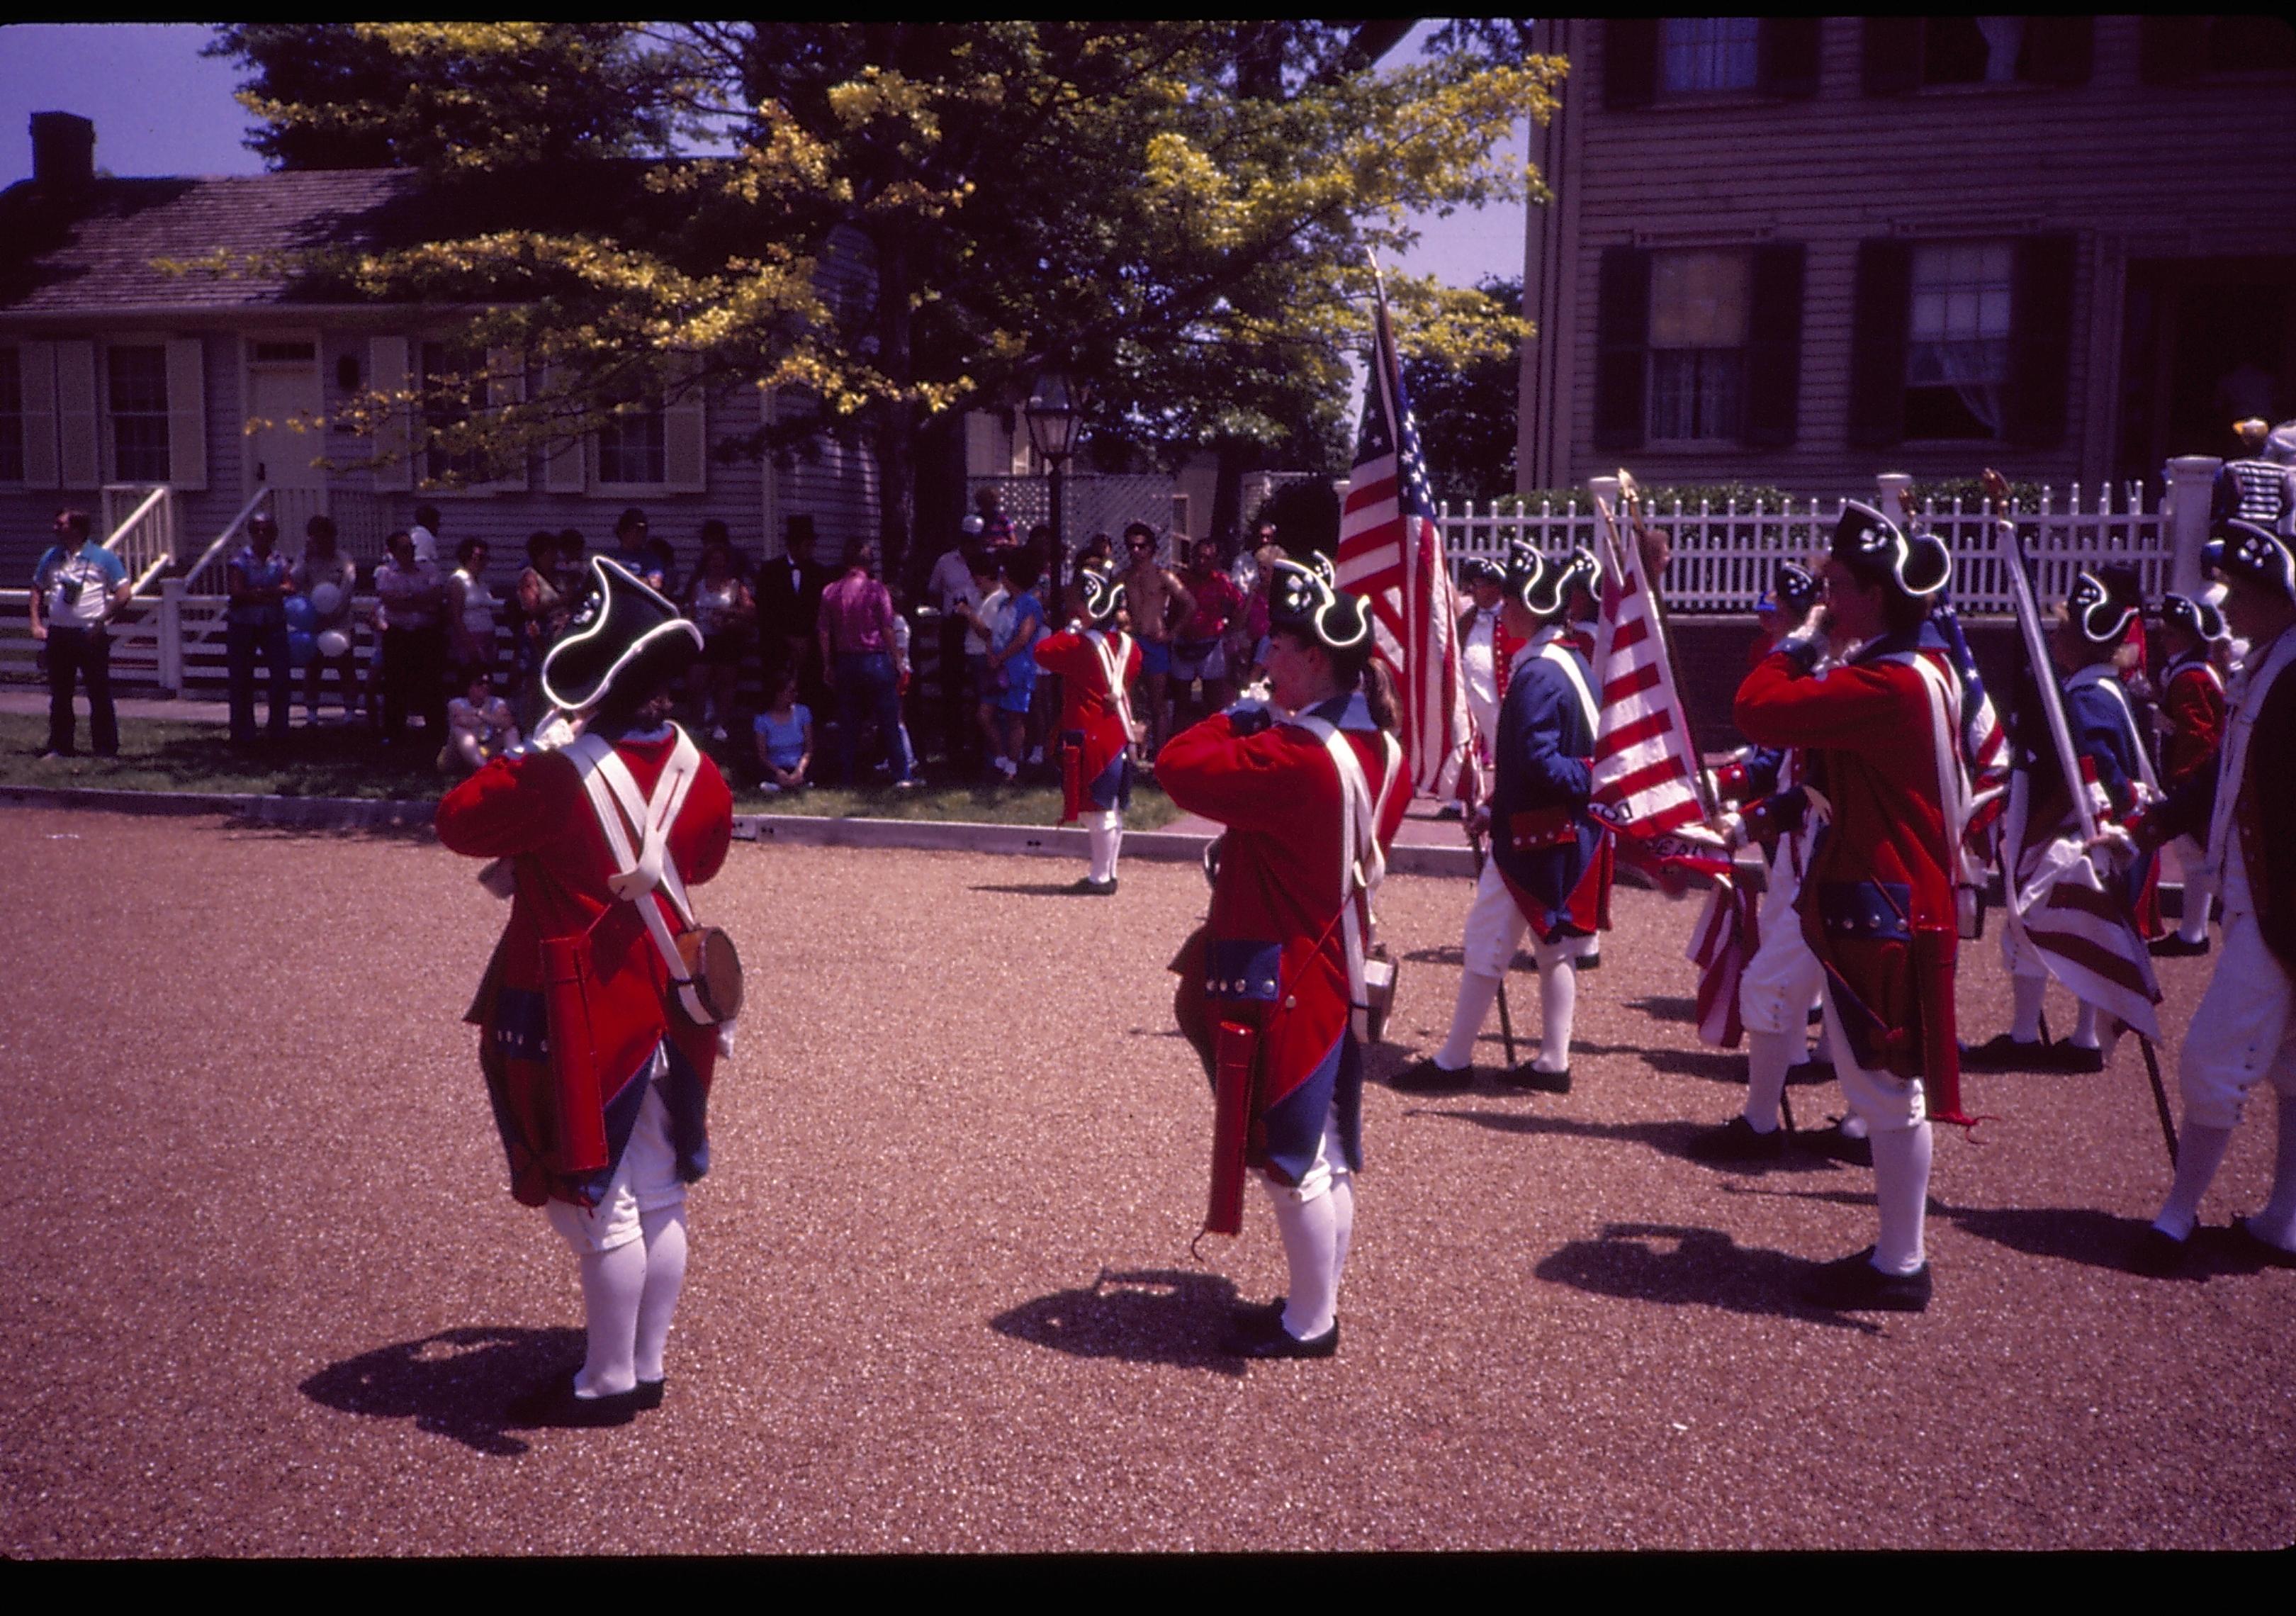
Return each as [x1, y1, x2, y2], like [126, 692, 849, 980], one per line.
[1526, 16, 2296, 493]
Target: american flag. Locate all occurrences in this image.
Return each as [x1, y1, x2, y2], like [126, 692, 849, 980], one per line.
[1687, 876, 1760, 1048]
[1586, 491, 1731, 885]
[1336, 288, 1475, 801]
[2005, 773, 2165, 1042]
[1934, 600, 2010, 864]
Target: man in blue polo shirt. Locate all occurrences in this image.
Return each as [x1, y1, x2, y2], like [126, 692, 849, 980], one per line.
[29, 507, 129, 758]
[226, 512, 298, 745]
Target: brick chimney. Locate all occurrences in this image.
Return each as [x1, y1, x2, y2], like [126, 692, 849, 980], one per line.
[30, 112, 95, 193]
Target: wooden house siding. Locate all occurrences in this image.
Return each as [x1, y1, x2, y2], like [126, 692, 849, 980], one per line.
[1523, 16, 2296, 495]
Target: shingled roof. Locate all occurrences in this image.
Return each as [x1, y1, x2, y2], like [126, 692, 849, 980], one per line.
[0, 169, 423, 316]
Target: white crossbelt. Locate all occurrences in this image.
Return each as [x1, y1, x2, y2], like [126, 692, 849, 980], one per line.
[566, 730, 714, 1024]
[1289, 712, 1402, 1040]
[1089, 627, 1137, 735]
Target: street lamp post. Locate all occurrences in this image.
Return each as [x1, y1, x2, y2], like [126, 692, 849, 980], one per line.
[1023, 368, 1084, 611]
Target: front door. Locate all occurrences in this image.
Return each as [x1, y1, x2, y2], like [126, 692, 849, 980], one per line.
[244, 335, 327, 549]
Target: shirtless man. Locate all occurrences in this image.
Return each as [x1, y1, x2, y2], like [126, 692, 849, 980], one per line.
[1116, 522, 1195, 756]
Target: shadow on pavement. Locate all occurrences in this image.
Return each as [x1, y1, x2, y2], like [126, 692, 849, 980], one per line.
[1940, 1203, 2278, 1282]
[969, 881, 1098, 898]
[1534, 1223, 1881, 1333]
[1571, 1038, 1747, 1084]
[301, 1324, 584, 1456]
[1421, 1106, 1846, 1176]
[1625, 994, 1698, 1023]
[991, 1267, 1249, 1376]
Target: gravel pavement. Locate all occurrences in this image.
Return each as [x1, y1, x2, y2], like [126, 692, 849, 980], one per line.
[3, 805, 2291, 1554]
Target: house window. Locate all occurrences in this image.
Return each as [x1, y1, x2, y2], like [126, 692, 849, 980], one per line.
[1648, 251, 1749, 441]
[0, 347, 22, 483]
[106, 344, 171, 483]
[1905, 241, 2014, 440]
[1660, 18, 1761, 94]
[421, 342, 493, 486]
[597, 410, 667, 486]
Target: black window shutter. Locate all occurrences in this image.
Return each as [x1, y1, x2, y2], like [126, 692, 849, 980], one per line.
[2020, 16, 2094, 85]
[2139, 18, 2207, 85]
[1593, 247, 1651, 453]
[1863, 17, 1925, 96]
[2005, 233, 2078, 449]
[1758, 18, 1823, 98]
[1742, 243, 1806, 448]
[1847, 239, 1913, 449]
[1606, 19, 1660, 110]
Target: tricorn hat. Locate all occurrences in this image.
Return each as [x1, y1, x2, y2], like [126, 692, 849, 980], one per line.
[2159, 590, 2227, 644]
[2066, 568, 2140, 646]
[1832, 501, 1951, 598]
[1268, 554, 1371, 652]
[2202, 518, 2296, 603]
[1458, 556, 1504, 588]
[540, 556, 702, 714]
[1504, 538, 1603, 620]
[1763, 559, 1819, 619]
[1078, 565, 1127, 627]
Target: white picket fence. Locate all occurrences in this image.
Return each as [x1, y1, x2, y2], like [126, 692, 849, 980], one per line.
[1434, 466, 2214, 617]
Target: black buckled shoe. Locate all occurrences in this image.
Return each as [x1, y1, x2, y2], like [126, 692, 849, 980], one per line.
[2130, 1224, 2193, 1278]
[1222, 1310, 1339, 1359]
[1392, 1057, 1474, 1094]
[1686, 1115, 1788, 1163]
[506, 1371, 643, 1428]
[2149, 934, 2210, 958]
[1506, 1064, 1571, 1094]
[1801, 1247, 1932, 1313]
[1072, 876, 1118, 896]
[1802, 1121, 1874, 1168]
[634, 1377, 666, 1411]
[2049, 1043, 2107, 1074]
[2230, 1216, 2296, 1269]
[1961, 1033, 2057, 1073]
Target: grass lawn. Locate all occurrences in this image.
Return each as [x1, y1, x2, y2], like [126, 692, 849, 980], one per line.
[0, 712, 1183, 827]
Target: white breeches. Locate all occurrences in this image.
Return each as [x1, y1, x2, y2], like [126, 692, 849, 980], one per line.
[1740, 867, 1825, 1038]
[1819, 989, 1927, 1135]
[547, 1064, 687, 1254]
[2178, 908, 2296, 1132]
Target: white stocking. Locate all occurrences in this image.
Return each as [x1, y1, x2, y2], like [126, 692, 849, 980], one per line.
[1533, 939, 1576, 1072]
[1436, 969, 1504, 1070]
[1086, 809, 1120, 882]
[1871, 1122, 1933, 1276]
[2251, 1092, 2296, 1250]
[2179, 870, 2215, 944]
[1329, 1172, 1356, 1284]
[634, 1205, 689, 1384]
[2153, 1122, 2236, 1241]
[1742, 1028, 1796, 1133]
[2011, 972, 2048, 1043]
[574, 1238, 646, 1398]
[1263, 1180, 1340, 1340]
[2071, 1001, 2103, 1051]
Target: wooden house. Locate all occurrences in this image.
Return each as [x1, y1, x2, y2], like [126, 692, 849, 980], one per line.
[1517, 16, 2296, 495]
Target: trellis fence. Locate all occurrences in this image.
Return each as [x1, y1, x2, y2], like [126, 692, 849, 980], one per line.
[1433, 464, 2224, 618]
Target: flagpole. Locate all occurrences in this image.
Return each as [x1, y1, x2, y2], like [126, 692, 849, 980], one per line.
[1985, 468, 2175, 1165]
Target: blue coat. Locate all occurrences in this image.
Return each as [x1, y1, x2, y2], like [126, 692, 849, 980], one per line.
[1490, 631, 1603, 928]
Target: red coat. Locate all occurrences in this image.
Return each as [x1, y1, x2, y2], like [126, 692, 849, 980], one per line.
[1736, 637, 1959, 1084]
[1035, 626, 1142, 824]
[437, 729, 734, 1206]
[1158, 699, 1408, 1182]
[2159, 655, 2227, 790]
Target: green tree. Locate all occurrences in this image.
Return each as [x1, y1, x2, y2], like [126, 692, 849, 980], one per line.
[210, 23, 1560, 583]
[1403, 276, 1521, 506]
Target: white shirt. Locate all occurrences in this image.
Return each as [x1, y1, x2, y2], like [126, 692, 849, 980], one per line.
[928, 548, 975, 615]
[410, 524, 439, 566]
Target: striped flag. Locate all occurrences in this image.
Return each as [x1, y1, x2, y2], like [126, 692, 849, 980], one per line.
[1934, 600, 2010, 860]
[1687, 875, 1760, 1048]
[1336, 286, 1475, 801]
[2009, 821, 2165, 1042]
[1586, 498, 1731, 885]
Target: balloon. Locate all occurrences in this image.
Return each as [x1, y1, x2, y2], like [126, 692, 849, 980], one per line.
[309, 582, 343, 617]
[283, 593, 317, 632]
[288, 630, 316, 667]
[315, 628, 351, 658]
